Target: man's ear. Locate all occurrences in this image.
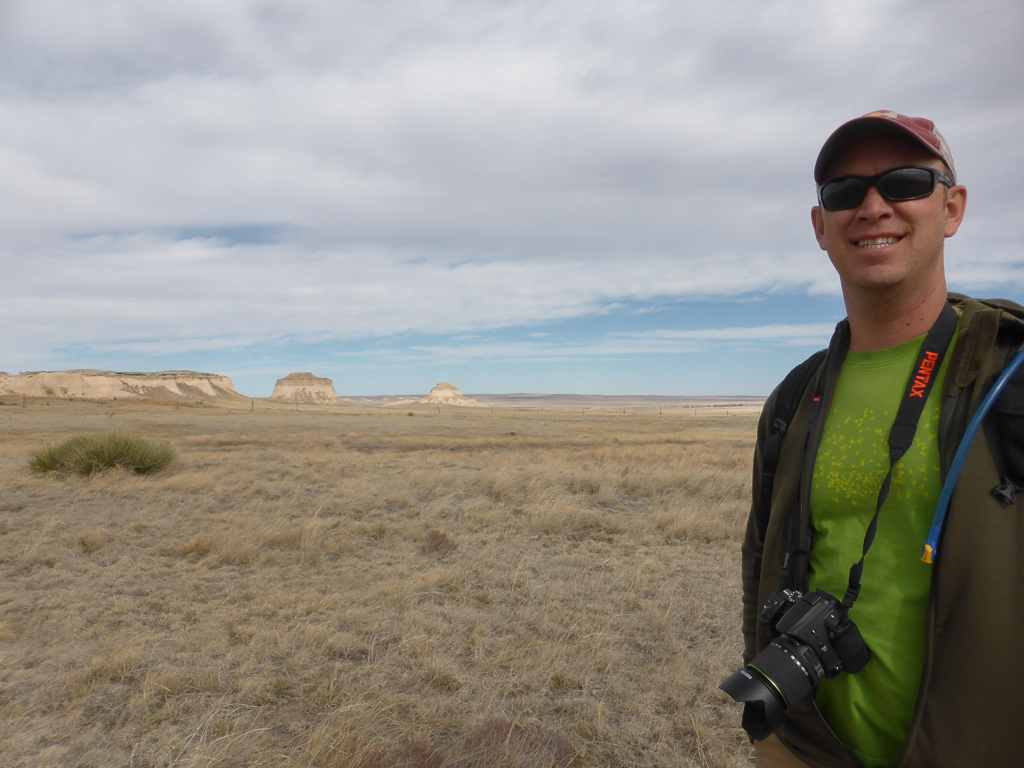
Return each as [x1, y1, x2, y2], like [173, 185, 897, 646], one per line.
[944, 185, 967, 238]
[811, 206, 828, 251]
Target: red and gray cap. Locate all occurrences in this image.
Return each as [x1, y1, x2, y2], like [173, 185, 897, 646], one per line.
[814, 110, 957, 185]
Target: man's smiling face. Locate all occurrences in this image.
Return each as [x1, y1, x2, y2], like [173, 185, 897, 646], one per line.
[811, 132, 967, 303]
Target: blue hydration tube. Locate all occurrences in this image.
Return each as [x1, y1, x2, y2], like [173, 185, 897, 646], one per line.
[922, 347, 1024, 563]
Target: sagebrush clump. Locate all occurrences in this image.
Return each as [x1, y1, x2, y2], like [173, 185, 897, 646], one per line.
[29, 431, 176, 476]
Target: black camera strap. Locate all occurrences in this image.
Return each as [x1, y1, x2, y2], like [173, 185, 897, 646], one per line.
[840, 302, 958, 609]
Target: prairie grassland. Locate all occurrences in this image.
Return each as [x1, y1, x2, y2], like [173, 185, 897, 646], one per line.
[0, 399, 759, 767]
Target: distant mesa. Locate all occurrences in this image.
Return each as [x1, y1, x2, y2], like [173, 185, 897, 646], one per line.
[0, 370, 246, 402]
[268, 372, 349, 405]
[417, 382, 482, 407]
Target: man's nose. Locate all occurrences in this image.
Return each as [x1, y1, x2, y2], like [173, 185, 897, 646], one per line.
[856, 184, 894, 218]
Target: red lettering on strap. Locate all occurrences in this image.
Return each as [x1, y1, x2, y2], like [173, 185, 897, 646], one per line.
[909, 351, 941, 399]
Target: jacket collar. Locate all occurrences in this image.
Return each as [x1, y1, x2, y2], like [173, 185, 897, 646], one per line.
[946, 293, 1024, 391]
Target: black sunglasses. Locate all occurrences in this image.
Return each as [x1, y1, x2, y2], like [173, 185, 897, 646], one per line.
[817, 165, 953, 212]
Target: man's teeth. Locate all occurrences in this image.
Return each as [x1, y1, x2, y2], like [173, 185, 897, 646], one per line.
[856, 236, 900, 248]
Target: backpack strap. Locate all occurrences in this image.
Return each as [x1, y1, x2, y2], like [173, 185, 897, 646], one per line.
[753, 349, 827, 580]
[990, 341, 1024, 505]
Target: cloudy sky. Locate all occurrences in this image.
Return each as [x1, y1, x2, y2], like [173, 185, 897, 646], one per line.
[2, 0, 1023, 397]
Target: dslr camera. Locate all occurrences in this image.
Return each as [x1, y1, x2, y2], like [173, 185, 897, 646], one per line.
[719, 588, 871, 741]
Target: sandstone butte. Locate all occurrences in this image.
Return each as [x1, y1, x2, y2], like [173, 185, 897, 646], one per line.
[267, 372, 349, 405]
[417, 382, 483, 407]
[0, 370, 247, 402]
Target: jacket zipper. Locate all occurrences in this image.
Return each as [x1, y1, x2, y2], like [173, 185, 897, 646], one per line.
[794, 323, 862, 767]
[795, 322, 848, 590]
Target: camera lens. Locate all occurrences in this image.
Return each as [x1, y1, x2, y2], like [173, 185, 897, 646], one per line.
[719, 667, 785, 742]
[719, 636, 823, 741]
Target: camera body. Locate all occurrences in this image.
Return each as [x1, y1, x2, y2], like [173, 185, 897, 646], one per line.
[762, 588, 871, 677]
[719, 588, 870, 741]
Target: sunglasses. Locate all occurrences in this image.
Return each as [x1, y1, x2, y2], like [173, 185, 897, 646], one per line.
[817, 165, 953, 212]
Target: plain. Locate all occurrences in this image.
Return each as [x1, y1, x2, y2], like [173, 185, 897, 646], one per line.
[0, 398, 759, 767]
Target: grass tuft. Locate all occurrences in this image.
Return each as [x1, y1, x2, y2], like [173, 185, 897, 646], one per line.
[29, 432, 176, 476]
[419, 529, 457, 557]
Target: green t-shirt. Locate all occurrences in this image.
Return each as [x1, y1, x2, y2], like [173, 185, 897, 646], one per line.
[809, 330, 955, 767]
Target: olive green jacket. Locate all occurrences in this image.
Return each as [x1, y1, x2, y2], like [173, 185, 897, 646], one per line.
[742, 294, 1024, 768]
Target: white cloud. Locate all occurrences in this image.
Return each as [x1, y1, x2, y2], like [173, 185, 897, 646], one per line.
[0, 232, 846, 361]
[381, 321, 839, 365]
[613, 324, 838, 342]
[1, 1, 1022, 389]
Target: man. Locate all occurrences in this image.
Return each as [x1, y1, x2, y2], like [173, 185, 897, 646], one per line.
[740, 112, 1024, 767]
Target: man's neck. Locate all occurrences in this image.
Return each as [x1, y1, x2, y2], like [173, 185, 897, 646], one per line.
[843, 280, 951, 353]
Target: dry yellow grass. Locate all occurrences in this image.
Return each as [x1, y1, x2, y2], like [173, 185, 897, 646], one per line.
[0, 398, 758, 767]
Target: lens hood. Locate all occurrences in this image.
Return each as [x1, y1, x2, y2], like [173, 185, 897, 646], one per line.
[718, 667, 786, 742]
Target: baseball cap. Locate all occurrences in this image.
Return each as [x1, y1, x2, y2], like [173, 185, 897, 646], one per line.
[814, 110, 956, 185]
